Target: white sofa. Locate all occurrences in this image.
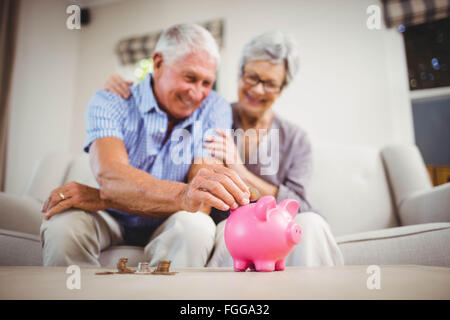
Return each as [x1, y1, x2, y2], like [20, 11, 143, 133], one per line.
[1, 143, 449, 267]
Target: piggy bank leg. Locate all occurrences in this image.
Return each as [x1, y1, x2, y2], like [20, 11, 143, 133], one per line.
[275, 259, 285, 271]
[233, 259, 250, 272]
[254, 260, 276, 272]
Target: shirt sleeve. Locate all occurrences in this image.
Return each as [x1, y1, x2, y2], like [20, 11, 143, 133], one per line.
[83, 90, 127, 153]
[276, 132, 314, 213]
[192, 92, 233, 159]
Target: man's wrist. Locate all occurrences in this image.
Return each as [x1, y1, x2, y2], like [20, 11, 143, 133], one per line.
[173, 182, 188, 212]
[228, 161, 245, 173]
[229, 163, 248, 181]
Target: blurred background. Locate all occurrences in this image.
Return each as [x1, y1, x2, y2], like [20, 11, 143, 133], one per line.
[1, 0, 449, 194]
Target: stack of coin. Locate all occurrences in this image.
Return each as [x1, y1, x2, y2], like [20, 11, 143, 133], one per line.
[117, 257, 135, 274]
[152, 260, 177, 275]
[154, 260, 171, 272]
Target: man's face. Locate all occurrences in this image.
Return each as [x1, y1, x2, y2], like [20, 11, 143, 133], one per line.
[153, 51, 217, 119]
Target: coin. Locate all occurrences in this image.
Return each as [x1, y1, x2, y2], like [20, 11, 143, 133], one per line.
[249, 187, 260, 202]
[137, 262, 152, 273]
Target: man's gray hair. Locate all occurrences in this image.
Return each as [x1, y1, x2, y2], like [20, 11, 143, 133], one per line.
[239, 30, 299, 87]
[154, 23, 220, 65]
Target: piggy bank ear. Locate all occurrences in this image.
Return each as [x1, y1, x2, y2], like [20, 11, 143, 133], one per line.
[254, 196, 276, 221]
[279, 199, 299, 219]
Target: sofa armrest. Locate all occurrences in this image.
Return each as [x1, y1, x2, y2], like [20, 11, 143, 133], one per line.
[381, 145, 432, 208]
[399, 183, 450, 225]
[0, 228, 43, 266]
[337, 222, 450, 267]
[0, 192, 43, 235]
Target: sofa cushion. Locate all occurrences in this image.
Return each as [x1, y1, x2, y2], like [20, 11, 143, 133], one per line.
[308, 143, 399, 236]
[0, 229, 42, 266]
[337, 222, 450, 267]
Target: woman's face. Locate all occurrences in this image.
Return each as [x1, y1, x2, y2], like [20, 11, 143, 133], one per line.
[238, 60, 286, 118]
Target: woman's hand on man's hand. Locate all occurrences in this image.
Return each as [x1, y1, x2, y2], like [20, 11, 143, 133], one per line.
[204, 128, 245, 172]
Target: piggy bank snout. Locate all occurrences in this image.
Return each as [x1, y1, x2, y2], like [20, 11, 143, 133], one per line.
[287, 222, 302, 244]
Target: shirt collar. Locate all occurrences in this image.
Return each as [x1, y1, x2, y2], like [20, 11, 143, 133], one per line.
[139, 73, 161, 115]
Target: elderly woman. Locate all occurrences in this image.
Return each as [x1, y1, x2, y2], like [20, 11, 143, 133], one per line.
[105, 31, 344, 267]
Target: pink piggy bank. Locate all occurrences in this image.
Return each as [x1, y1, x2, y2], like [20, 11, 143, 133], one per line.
[224, 195, 302, 272]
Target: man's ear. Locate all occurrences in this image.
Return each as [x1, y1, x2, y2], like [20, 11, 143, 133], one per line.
[152, 52, 164, 77]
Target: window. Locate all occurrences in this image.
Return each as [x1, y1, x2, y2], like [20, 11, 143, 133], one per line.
[402, 17, 450, 90]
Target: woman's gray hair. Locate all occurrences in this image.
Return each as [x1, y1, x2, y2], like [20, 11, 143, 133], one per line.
[239, 30, 299, 87]
[154, 23, 220, 65]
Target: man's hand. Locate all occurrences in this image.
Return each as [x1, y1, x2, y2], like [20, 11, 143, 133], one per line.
[104, 73, 133, 99]
[180, 164, 250, 212]
[41, 182, 107, 220]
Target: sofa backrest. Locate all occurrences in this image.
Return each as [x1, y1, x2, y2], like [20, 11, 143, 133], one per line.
[25, 152, 75, 204]
[307, 142, 399, 236]
[63, 153, 98, 188]
[25, 153, 97, 204]
[26, 143, 401, 237]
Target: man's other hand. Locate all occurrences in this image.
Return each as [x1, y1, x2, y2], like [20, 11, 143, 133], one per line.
[41, 182, 107, 220]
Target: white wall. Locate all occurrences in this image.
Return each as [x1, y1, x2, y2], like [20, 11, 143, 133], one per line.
[6, 0, 415, 194]
[5, 0, 80, 194]
[70, 0, 414, 152]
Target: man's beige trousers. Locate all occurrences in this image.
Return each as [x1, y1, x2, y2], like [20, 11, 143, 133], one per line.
[40, 209, 216, 267]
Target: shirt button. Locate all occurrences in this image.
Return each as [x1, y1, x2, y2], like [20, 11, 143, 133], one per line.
[159, 127, 165, 133]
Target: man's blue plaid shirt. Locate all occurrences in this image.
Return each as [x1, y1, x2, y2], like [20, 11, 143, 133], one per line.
[84, 74, 232, 235]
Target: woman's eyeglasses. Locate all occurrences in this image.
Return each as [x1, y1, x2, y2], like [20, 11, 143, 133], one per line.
[241, 72, 283, 94]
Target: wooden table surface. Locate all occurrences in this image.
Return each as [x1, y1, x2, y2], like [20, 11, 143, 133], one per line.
[0, 265, 449, 300]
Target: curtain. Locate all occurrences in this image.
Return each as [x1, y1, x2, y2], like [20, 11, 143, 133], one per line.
[0, 0, 20, 191]
[382, 0, 450, 28]
[116, 19, 224, 66]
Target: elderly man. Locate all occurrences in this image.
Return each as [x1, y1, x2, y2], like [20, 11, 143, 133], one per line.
[40, 23, 250, 267]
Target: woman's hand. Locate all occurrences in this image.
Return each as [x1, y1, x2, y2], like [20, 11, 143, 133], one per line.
[104, 73, 134, 99]
[204, 128, 245, 172]
[41, 182, 108, 220]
